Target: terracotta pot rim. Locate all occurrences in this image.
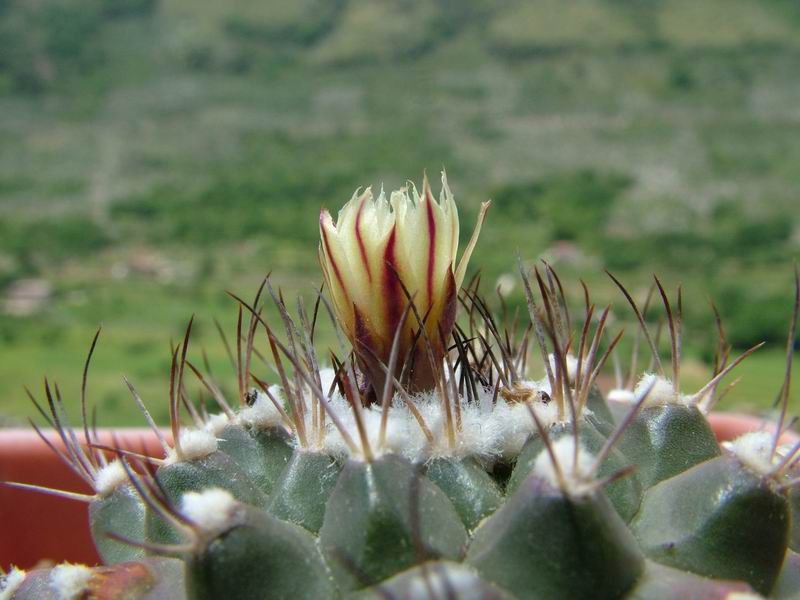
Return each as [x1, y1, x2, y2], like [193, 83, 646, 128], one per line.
[706, 412, 799, 445]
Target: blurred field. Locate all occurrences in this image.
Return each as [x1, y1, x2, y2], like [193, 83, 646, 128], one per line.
[1, 0, 799, 424]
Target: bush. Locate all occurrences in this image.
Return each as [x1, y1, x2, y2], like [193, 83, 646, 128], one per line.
[491, 170, 631, 241]
[715, 281, 793, 348]
[111, 175, 338, 246]
[711, 203, 792, 259]
[0, 217, 110, 267]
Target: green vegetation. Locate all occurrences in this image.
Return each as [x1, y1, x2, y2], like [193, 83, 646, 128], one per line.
[0, 0, 798, 424]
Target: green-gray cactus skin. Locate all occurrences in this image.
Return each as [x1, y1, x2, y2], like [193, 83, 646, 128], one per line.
[268, 449, 342, 533]
[425, 456, 503, 530]
[632, 454, 790, 595]
[89, 483, 147, 565]
[186, 505, 335, 600]
[215, 424, 293, 497]
[319, 454, 468, 592]
[615, 404, 721, 489]
[466, 478, 644, 600]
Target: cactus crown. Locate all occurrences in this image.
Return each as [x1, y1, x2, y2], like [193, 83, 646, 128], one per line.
[2, 174, 800, 600]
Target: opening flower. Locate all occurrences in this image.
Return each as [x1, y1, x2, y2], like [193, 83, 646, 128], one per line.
[319, 172, 490, 402]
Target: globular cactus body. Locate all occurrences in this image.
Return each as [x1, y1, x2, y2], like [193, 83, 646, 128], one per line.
[2, 174, 800, 600]
[506, 416, 643, 522]
[614, 403, 721, 489]
[319, 454, 468, 591]
[185, 502, 334, 600]
[466, 476, 644, 600]
[633, 453, 789, 594]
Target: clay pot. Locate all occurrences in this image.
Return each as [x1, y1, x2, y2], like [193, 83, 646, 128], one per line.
[707, 412, 799, 445]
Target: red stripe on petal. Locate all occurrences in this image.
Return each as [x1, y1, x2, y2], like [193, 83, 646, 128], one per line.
[425, 189, 437, 312]
[438, 269, 458, 345]
[353, 304, 376, 352]
[383, 225, 402, 346]
[355, 193, 373, 283]
[353, 304, 388, 405]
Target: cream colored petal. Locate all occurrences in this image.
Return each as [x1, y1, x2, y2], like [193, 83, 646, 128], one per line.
[318, 246, 352, 336]
[426, 175, 459, 303]
[335, 188, 368, 264]
[393, 186, 426, 293]
[355, 192, 402, 349]
[440, 170, 460, 263]
[335, 188, 365, 231]
[319, 209, 365, 330]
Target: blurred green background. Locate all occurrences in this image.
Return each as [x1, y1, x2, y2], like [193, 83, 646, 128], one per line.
[1, 0, 798, 425]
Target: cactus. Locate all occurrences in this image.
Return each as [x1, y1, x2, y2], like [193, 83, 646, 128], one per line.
[2, 173, 800, 600]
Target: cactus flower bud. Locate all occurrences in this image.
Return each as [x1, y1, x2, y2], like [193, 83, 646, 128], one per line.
[319, 172, 489, 401]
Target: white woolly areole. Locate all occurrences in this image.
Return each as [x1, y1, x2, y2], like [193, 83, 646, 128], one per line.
[181, 488, 239, 533]
[634, 373, 693, 408]
[607, 388, 636, 404]
[489, 387, 562, 457]
[93, 459, 127, 497]
[309, 379, 566, 462]
[49, 564, 92, 600]
[727, 431, 777, 476]
[725, 593, 765, 600]
[533, 436, 596, 495]
[0, 567, 26, 600]
[238, 389, 284, 431]
[166, 428, 218, 464]
[203, 413, 230, 436]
